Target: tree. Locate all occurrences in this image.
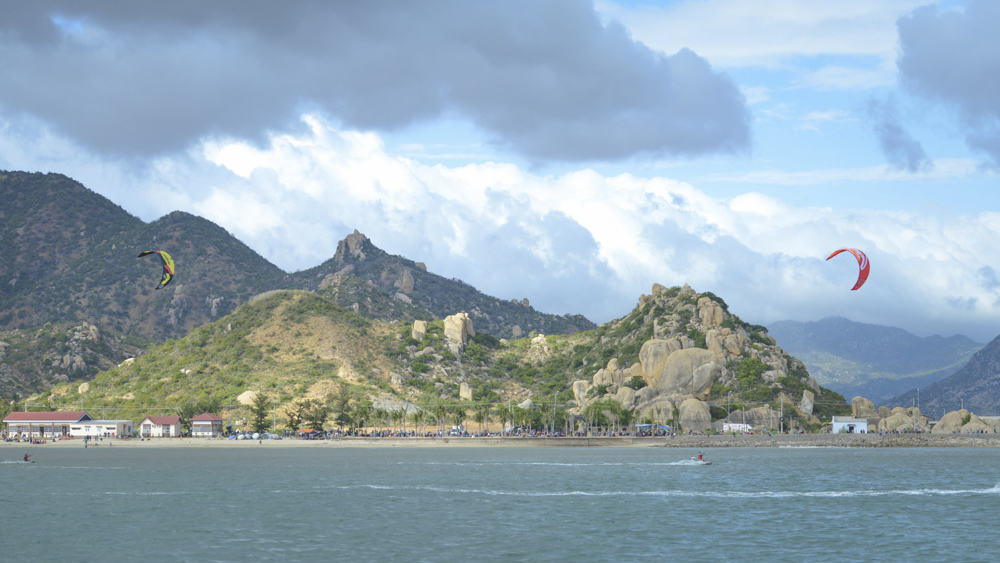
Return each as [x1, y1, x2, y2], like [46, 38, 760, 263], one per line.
[287, 401, 307, 433]
[302, 399, 329, 435]
[249, 392, 271, 434]
[177, 397, 222, 435]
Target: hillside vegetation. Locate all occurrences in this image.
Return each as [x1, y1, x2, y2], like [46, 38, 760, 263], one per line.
[28, 284, 849, 433]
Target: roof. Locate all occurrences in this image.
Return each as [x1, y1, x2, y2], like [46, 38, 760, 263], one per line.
[141, 416, 181, 425]
[3, 411, 91, 423]
[832, 416, 869, 424]
[191, 413, 223, 421]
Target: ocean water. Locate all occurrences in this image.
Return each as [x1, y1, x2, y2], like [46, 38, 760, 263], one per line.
[3, 446, 999, 562]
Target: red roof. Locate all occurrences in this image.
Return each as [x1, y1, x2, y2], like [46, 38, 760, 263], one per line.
[3, 411, 90, 423]
[142, 416, 181, 425]
[191, 413, 223, 421]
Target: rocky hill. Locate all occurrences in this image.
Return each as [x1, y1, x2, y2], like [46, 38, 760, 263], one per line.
[28, 284, 849, 433]
[768, 317, 980, 402]
[888, 334, 1000, 416]
[0, 171, 595, 397]
[289, 230, 595, 338]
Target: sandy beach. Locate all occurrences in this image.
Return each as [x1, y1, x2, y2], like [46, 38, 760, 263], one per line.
[6, 432, 1000, 449]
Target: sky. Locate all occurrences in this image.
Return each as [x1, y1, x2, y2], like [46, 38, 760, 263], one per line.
[2, 0, 1000, 341]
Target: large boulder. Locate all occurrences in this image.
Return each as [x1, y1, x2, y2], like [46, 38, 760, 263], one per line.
[637, 397, 675, 424]
[652, 348, 719, 399]
[572, 380, 590, 405]
[851, 396, 878, 418]
[678, 398, 712, 433]
[639, 339, 682, 384]
[411, 320, 427, 341]
[878, 408, 929, 433]
[932, 410, 968, 434]
[459, 381, 472, 401]
[697, 297, 725, 327]
[800, 390, 815, 416]
[615, 386, 636, 410]
[444, 312, 475, 354]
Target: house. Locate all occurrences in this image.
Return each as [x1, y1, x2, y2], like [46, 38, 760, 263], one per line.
[138, 416, 182, 438]
[69, 420, 134, 438]
[3, 411, 92, 438]
[831, 416, 869, 434]
[190, 413, 224, 437]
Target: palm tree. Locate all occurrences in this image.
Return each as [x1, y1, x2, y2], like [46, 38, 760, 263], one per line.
[494, 404, 512, 435]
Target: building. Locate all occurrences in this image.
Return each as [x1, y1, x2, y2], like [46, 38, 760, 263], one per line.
[831, 416, 869, 434]
[3, 411, 92, 438]
[69, 419, 134, 438]
[191, 413, 223, 437]
[138, 416, 182, 437]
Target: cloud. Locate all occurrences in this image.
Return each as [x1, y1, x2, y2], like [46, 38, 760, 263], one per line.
[5, 110, 1000, 339]
[865, 96, 931, 172]
[897, 1, 1000, 164]
[189, 116, 1000, 339]
[0, 1, 748, 161]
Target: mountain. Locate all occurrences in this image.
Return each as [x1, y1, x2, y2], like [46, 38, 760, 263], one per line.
[889, 335, 1000, 416]
[0, 170, 594, 397]
[288, 230, 595, 338]
[31, 284, 849, 432]
[767, 317, 981, 403]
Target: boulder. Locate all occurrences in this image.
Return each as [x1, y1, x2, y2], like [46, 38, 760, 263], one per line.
[878, 408, 929, 433]
[697, 297, 725, 327]
[444, 312, 475, 354]
[518, 398, 534, 410]
[800, 390, 815, 416]
[411, 320, 427, 341]
[678, 398, 712, 433]
[639, 339, 682, 385]
[237, 389, 258, 406]
[851, 396, 878, 418]
[652, 348, 719, 399]
[572, 380, 590, 405]
[932, 410, 968, 434]
[459, 381, 472, 401]
[637, 397, 674, 424]
[593, 368, 614, 388]
[615, 386, 636, 409]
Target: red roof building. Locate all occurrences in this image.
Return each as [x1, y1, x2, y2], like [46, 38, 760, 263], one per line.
[138, 415, 182, 438]
[190, 412, 223, 437]
[3, 411, 92, 437]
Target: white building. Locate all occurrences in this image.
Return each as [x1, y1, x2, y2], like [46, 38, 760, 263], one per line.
[139, 416, 182, 437]
[3, 411, 91, 437]
[831, 416, 869, 434]
[191, 413, 223, 437]
[723, 422, 753, 433]
[70, 420, 133, 438]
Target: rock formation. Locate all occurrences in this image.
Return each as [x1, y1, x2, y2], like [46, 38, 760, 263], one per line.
[443, 313, 475, 354]
[411, 320, 427, 341]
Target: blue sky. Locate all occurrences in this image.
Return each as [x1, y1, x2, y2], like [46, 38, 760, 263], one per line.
[2, 1, 999, 340]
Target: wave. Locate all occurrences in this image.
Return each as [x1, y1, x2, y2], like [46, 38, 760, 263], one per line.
[335, 483, 1000, 499]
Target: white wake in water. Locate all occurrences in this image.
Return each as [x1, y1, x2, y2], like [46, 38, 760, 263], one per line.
[340, 483, 1000, 499]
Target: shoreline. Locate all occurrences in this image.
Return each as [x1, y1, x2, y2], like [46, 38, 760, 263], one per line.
[6, 433, 1000, 449]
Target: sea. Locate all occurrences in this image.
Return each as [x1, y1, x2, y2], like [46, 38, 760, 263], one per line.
[3, 446, 1000, 562]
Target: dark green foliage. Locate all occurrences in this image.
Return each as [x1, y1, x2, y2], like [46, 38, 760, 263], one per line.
[249, 392, 272, 434]
[624, 376, 647, 390]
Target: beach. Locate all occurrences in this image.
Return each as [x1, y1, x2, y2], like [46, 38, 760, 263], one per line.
[6, 432, 1000, 449]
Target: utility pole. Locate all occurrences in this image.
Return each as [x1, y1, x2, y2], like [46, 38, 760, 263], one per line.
[780, 396, 784, 434]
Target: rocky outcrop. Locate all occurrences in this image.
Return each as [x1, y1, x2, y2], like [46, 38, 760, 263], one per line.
[650, 348, 719, 399]
[444, 313, 475, 354]
[459, 381, 472, 401]
[852, 396, 878, 418]
[800, 390, 815, 416]
[678, 398, 712, 432]
[877, 407, 929, 433]
[931, 409, 1000, 434]
[411, 320, 427, 341]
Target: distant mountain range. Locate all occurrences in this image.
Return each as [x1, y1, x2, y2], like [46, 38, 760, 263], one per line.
[889, 335, 1000, 416]
[767, 317, 982, 403]
[0, 171, 594, 397]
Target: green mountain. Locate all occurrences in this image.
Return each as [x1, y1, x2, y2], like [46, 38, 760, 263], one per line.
[30, 284, 849, 433]
[0, 170, 593, 398]
[767, 317, 981, 403]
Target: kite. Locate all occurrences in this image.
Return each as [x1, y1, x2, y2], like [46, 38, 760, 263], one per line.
[826, 248, 869, 291]
[137, 250, 175, 289]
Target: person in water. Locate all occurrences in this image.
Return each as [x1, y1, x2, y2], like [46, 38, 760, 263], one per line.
[697, 453, 703, 461]
[23, 453, 30, 462]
